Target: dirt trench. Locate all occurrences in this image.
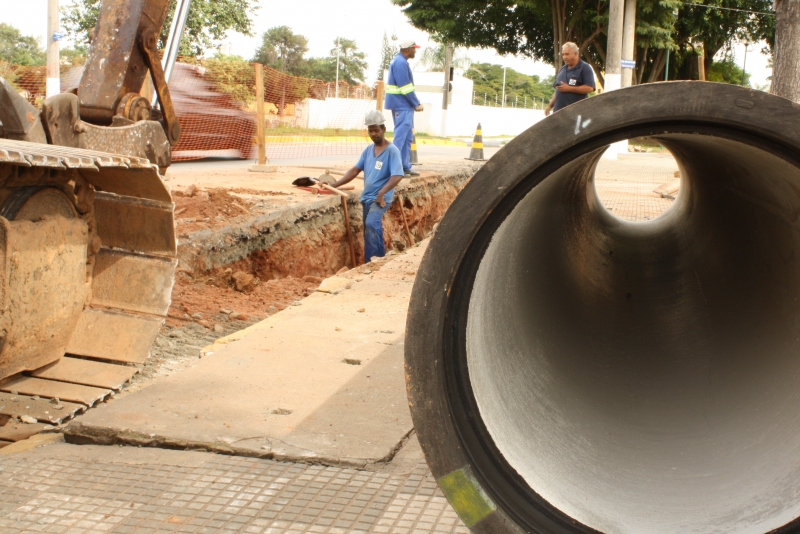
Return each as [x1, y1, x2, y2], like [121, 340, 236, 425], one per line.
[177, 166, 477, 283]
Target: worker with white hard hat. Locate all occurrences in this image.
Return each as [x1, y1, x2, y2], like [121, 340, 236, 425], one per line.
[329, 110, 405, 262]
[384, 39, 423, 177]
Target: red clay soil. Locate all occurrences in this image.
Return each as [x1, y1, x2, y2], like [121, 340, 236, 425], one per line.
[167, 271, 322, 328]
[173, 188, 295, 234]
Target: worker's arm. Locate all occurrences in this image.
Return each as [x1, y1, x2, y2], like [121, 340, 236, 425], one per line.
[330, 166, 362, 189]
[545, 96, 556, 116]
[375, 175, 405, 208]
[555, 82, 595, 95]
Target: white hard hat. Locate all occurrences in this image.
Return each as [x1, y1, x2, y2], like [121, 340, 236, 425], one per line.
[399, 39, 420, 50]
[365, 110, 385, 126]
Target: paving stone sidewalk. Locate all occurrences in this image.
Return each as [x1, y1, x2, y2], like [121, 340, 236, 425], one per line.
[0, 441, 468, 534]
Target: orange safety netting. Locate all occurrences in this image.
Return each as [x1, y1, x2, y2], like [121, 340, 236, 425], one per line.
[1, 60, 376, 161]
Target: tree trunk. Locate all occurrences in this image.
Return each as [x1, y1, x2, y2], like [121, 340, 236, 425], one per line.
[582, 49, 605, 88]
[647, 49, 666, 83]
[771, 0, 800, 101]
[636, 44, 649, 85]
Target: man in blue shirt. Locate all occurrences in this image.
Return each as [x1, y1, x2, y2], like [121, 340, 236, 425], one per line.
[545, 42, 596, 115]
[384, 39, 423, 177]
[330, 110, 405, 262]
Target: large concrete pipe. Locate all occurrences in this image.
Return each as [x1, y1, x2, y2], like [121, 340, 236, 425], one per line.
[405, 82, 800, 534]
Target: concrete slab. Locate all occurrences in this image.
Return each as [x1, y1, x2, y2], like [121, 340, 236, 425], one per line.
[66, 244, 429, 467]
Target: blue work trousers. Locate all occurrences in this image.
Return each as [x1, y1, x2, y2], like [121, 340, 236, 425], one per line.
[392, 109, 414, 172]
[362, 200, 390, 263]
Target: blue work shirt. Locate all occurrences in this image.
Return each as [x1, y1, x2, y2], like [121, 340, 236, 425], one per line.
[384, 54, 421, 111]
[356, 143, 404, 204]
[552, 60, 596, 112]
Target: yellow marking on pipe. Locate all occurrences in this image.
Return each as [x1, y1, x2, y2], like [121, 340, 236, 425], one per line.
[437, 467, 496, 527]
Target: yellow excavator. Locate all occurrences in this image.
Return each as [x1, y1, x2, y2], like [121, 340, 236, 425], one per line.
[0, 0, 179, 388]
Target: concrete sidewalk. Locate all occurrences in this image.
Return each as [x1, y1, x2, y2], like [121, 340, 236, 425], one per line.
[0, 436, 469, 534]
[66, 244, 428, 467]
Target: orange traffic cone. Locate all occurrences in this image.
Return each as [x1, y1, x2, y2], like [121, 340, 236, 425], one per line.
[410, 130, 420, 165]
[466, 123, 486, 161]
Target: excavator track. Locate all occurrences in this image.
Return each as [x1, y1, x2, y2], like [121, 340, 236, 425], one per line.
[0, 139, 176, 444]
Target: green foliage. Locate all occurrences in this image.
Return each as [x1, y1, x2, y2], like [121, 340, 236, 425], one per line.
[62, 0, 257, 56]
[253, 30, 368, 84]
[376, 32, 397, 80]
[60, 45, 88, 66]
[393, 0, 773, 85]
[706, 58, 750, 86]
[202, 55, 255, 106]
[253, 26, 309, 73]
[328, 37, 367, 85]
[0, 23, 46, 66]
[305, 57, 337, 82]
[665, 1, 774, 82]
[418, 44, 472, 72]
[465, 63, 554, 108]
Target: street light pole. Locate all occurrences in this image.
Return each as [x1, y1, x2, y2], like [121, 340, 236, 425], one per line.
[46, 0, 60, 98]
[742, 43, 749, 86]
[335, 37, 340, 98]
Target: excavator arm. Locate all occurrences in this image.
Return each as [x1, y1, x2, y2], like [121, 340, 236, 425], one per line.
[0, 0, 181, 384]
[79, 0, 181, 145]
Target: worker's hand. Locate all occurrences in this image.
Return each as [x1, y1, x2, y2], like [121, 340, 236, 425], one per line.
[556, 81, 572, 93]
[545, 107, 552, 116]
[376, 193, 386, 208]
[415, 104, 424, 112]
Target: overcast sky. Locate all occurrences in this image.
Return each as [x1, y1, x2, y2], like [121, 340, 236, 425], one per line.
[6, 0, 772, 87]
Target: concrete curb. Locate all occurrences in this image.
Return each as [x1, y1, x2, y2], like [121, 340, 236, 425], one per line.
[63, 422, 414, 469]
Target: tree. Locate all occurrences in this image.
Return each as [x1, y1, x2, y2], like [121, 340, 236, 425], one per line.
[0, 23, 46, 66]
[253, 26, 309, 74]
[62, 0, 257, 57]
[706, 58, 750, 86]
[329, 38, 368, 85]
[376, 32, 397, 80]
[392, 0, 773, 86]
[418, 44, 472, 72]
[465, 63, 554, 107]
[60, 45, 88, 66]
[663, 1, 773, 83]
[771, 0, 800, 101]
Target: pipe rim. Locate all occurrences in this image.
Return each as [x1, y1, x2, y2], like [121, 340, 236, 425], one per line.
[405, 82, 800, 533]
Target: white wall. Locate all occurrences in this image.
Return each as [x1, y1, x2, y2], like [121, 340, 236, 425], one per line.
[303, 98, 377, 130]
[384, 104, 545, 137]
[297, 73, 545, 138]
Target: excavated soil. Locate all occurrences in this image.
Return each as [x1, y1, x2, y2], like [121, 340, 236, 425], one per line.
[166, 270, 321, 327]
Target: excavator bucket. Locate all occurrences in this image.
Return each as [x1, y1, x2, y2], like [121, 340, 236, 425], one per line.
[0, 138, 176, 382]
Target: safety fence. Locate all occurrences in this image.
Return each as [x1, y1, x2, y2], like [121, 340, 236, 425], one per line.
[1, 60, 377, 161]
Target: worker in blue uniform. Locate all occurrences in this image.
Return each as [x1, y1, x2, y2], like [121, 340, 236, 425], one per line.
[384, 39, 423, 177]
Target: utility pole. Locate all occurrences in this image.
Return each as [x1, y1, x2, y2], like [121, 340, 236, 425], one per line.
[335, 37, 340, 98]
[604, 0, 625, 159]
[606, 0, 624, 92]
[621, 0, 637, 87]
[741, 43, 748, 86]
[46, 0, 60, 98]
[440, 44, 453, 137]
[501, 64, 507, 108]
[442, 45, 452, 110]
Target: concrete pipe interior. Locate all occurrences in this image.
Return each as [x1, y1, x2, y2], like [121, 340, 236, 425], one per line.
[465, 133, 800, 534]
